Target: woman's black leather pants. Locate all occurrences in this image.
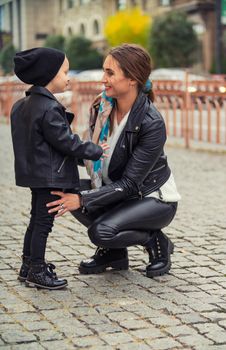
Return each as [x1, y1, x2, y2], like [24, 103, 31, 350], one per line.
[72, 197, 177, 249]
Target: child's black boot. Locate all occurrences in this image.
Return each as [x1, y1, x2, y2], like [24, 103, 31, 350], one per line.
[18, 255, 31, 282]
[25, 262, 68, 290]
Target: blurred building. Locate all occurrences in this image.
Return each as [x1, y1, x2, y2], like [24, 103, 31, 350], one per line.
[0, 0, 119, 50]
[0, 0, 59, 49]
[168, 0, 216, 73]
[0, 0, 218, 72]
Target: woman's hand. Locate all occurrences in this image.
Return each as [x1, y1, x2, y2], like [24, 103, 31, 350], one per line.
[46, 191, 81, 218]
[100, 142, 110, 159]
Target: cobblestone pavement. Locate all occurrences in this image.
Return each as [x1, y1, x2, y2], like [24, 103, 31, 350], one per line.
[0, 123, 226, 350]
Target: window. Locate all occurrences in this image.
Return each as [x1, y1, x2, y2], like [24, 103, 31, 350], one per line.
[68, 26, 73, 35]
[93, 19, 99, 35]
[35, 33, 48, 40]
[59, 0, 63, 12]
[159, 0, 171, 6]
[116, 0, 126, 11]
[80, 23, 85, 36]
[141, 0, 147, 11]
[0, 6, 3, 31]
[67, 0, 74, 8]
[130, 0, 137, 6]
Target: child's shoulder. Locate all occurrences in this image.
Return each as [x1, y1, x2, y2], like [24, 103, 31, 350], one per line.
[11, 96, 26, 113]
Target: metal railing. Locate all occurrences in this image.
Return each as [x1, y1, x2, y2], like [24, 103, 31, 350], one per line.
[0, 75, 225, 149]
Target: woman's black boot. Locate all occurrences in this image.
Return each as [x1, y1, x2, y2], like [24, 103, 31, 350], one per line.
[25, 262, 68, 290]
[79, 247, 129, 274]
[145, 231, 174, 278]
[18, 255, 31, 282]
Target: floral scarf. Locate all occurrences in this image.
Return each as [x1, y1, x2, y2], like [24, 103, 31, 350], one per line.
[83, 90, 114, 189]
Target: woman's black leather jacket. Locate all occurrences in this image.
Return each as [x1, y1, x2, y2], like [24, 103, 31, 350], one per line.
[81, 91, 171, 213]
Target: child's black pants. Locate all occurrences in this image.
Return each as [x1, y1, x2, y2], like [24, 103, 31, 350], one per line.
[23, 188, 59, 264]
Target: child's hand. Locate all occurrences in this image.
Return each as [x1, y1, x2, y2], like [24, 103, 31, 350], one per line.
[100, 142, 110, 159]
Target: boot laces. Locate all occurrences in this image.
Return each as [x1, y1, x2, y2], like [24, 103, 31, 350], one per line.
[95, 247, 109, 257]
[45, 262, 57, 279]
[144, 236, 163, 260]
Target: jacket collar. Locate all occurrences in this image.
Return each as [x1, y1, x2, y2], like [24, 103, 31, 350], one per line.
[124, 91, 150, 133]
[25, 86, 66, 109]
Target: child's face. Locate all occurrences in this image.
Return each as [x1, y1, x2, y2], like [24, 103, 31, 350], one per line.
[47, 57, 70, 93]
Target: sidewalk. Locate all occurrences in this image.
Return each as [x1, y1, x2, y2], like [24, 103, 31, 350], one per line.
[0, 123, 226, 350]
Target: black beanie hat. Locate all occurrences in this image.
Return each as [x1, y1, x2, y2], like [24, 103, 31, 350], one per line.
[14, 47, 65, 86]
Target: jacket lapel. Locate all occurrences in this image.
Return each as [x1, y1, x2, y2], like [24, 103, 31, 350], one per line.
[108, 92, 150, 178]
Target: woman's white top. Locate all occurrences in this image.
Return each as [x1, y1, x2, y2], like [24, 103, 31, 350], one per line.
[102, 111, 181, 203]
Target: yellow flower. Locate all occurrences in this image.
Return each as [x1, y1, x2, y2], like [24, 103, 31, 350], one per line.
[104, 7, 151, 48]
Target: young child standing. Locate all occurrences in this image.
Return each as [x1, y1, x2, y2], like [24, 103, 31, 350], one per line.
[11, 47, 107, 290]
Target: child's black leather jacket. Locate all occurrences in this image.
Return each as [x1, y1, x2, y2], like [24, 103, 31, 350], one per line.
[11, 86, 103, 189]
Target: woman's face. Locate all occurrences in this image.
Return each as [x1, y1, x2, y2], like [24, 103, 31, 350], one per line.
[102, 55, 135, 98]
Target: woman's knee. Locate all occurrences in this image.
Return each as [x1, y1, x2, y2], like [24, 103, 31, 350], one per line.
[88, 222, 117, 247]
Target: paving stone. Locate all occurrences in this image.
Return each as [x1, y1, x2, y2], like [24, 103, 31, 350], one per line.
[194, 346, 221, 350]
[107, 311, 139, 322]
[118, 319, 151, 330]
[41, 340, 75, 350]
[88, 346, 114, 350]
[0, 314, 14, 323]
[165, 324, 197, 337]
[194, 322, 225, 335]
[100, 332, 135, 345]
[88, 323, 123, 334]
[201, 311, 226, 322]
[71, 335, 105, 347]
[40, 309, 74, 320]
[219, 320, 226, 328]
[0, 339, 6, 346]
[176, 312, 208, 324]
[205, 331, 226, 344]
[116, 343, 150, 350]
[0, 323, 24, 332]
[1, 330, 37, 343]
[22, 321, 54, 331]
[34, 329, 64, 342]
[11, 343, 45, 350]
[145, 337, 182, 349]
[51, 317, 91, 336]
[178, 334, 214, 347]
[78, 315, 110, 325]
[12, 312, 43, 322]
[130, 328, 164, 339]
[148, 315, 181, 326]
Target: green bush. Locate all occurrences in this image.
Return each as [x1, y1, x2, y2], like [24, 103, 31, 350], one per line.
[65, 36, 103, 70]
[210, 57, 226, 74]
[44, 35, 66, 51]
[150, 11, 199, 68]
[0, 43, 17, 74]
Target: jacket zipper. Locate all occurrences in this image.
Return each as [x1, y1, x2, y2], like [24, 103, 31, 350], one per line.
[136, 182, 143, 200]
[138, 190, 143, 200]
[57, 156, 68, 173]
[151, 164, 166, 173]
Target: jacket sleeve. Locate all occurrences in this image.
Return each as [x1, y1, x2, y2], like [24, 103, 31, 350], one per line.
[81, 118, 166, 213]
[42, 105, 103, 161]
